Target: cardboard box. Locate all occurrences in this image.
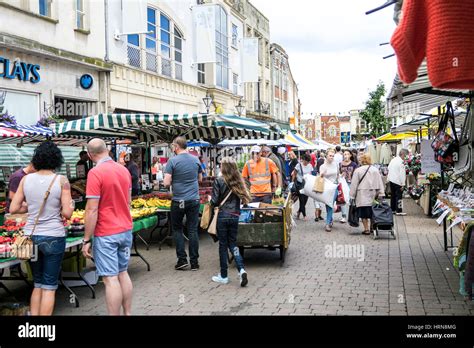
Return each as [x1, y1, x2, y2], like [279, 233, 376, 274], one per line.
[254, 203, 283, 223]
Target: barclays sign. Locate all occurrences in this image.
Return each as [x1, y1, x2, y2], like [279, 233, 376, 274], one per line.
[0, 56, 40, 84]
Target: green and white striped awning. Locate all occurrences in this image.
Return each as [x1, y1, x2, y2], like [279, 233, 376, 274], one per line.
[52, 113, 282, 144]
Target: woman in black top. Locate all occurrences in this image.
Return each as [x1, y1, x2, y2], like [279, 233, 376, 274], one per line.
[210, 157, 251, 286]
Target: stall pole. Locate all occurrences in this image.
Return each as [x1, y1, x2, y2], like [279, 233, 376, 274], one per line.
[438, 105, 448, 251]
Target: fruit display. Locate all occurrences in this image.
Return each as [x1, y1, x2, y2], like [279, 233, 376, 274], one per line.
[70, 210, 85, 225]
[0, 220, 23, 258]
[131, 207, 158, 219]
[0, 219, 25, 234]
[0, 201, 6, 214]
[131, 197, 171, 210]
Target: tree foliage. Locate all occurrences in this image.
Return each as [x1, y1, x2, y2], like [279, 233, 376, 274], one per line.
[360, 82, 388, 137]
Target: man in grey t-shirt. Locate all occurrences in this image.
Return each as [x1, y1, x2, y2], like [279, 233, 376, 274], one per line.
[164, 136, 202, 271]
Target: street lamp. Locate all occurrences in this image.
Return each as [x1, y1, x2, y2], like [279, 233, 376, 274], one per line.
[202, 92, 213, 114]
[235, 98, 245, 116]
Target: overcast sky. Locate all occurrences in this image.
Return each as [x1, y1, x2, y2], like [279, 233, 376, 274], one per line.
[251, 0, 398, 116]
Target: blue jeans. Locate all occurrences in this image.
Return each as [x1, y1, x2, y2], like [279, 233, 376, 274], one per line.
[325, 189, 339, 225]
[29, 236, 66, 290]
[171, 199, 200, 265]
[217, 212, 245, 278]
[93, 231, 133, 276]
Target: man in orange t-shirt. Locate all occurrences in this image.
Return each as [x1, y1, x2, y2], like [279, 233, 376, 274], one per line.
[242, 146, 279, 204]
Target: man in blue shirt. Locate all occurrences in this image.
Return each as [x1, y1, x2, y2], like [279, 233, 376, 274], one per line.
[164, 136, 203, 271]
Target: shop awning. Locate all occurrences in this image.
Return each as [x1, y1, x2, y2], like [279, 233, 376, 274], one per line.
[52, 113, 282, 144]
[0, 127, 27, 138]
[284, 133, 320, 150]
[376, 129, 429, 142]
[14, 125, 54, 137]
[218, 139, 282, 147]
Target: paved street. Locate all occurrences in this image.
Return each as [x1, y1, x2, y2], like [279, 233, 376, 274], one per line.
[3, 199, 472, 315]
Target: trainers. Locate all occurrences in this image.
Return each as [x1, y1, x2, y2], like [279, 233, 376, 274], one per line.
[396, 212, 407, 216]
[339, 218, 347, 223]
[191, 263, 199, 271]
[212, 274, 229, 284]
[325, 225, 332, 232]
[175, 259, 189, 270]
[239, 269, 248, 287]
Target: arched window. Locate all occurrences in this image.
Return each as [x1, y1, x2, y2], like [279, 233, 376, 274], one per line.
[215, 6, 229, 89]
[127, 7, 184, 80]
[328, 126, 337, 138]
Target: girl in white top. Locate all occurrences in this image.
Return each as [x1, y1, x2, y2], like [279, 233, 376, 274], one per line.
[319, 149, 340, 232]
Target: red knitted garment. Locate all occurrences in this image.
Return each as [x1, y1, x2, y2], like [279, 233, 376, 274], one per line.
[391, 0, 474, 89]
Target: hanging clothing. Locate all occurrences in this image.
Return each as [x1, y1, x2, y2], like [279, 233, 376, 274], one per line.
[380, 143, 392, 165]
[375, 143, 382, 164]
[390, 0, 474, 89]
[368, 144, 377, 164]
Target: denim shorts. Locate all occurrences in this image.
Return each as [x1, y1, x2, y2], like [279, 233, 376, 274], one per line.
[93, 231, 133, 277]
[29, 236, 66, 291]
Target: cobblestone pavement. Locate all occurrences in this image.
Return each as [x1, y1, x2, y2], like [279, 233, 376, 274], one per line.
[4, 200, 473, 315]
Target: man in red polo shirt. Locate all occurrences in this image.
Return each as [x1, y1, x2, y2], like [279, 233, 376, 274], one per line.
[82, 138, 133, 315]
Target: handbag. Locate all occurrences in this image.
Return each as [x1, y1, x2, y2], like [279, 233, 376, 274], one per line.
[294, 163, 306, 192]
[12, 174, 58, 260]
[431, 101, 459, 165]
[348, 166, 371, 228]
[200, 203, 212, 229]
[454, 103, 473, 175]
[207, 189, 233, 238]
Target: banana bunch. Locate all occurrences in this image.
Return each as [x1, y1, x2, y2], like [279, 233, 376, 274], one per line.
[157, 199, 171, 208]
[131, 198, 146, 208]
[130, 207, 158, 220]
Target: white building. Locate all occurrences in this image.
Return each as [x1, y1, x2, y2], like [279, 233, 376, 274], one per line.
[106, 0, 247, 116]
[0, 0, 110, 124]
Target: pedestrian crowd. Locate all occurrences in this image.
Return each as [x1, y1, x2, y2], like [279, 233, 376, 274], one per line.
[5, 136, 410, 316]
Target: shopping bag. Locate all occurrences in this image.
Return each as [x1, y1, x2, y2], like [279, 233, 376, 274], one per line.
[348, 200, 359, 227]
[200, 203, 212, 229]
[303, 174, 337, 207]
[313, 176, 325, 193]
[336, 183, 345, 205]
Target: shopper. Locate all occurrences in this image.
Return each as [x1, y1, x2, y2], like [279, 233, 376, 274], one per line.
[242, 146, 279, 203]
[124, 154, 140, 197]
[10, 141, 73, 315]
[351, 148, 359, 166]
[388, 148, 408, 216]
[339, 150, 358, 223]
[164, 136, 202, 271]
[334, 146, 343, 166]
[82, 138, 133, 315]
[292, 154, 313, 220]
[276, 147, 288, 189]
[6, 162, 35, 214]
[349, 153, 385, 235]
[76, 150, 90, 178]
[199, 156, 208, 178]
[261, 146, 283, 193]
[313, 151, 326, 222]
[288, 151, 299, 180]
[210, 157, 251, 286]
[319, 149, 340, 232]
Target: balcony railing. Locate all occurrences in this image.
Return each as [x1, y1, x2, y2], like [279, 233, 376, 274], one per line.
[253, 101, 271, 115]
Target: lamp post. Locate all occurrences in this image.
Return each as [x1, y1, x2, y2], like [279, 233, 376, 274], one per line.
[202, 92, 213, 114]
[235, 98, 245, 116]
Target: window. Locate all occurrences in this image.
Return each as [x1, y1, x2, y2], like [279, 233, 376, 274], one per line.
[127, 7, 184, 80]
[39, 0, 51, 17]
[174, 28, 183, 80]
[215, 6, 229, 89]
[308, 129, 313, 139]
[328, 126, 337, 138]
[233, 73, 238, 95]
[197, 64, 205, 84]
[232, 24, 238, 47]
[76, 0, 85, 29]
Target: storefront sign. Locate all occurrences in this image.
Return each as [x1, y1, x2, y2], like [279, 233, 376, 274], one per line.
[0, 57, 40, 84]
[79, 74, 93, 90]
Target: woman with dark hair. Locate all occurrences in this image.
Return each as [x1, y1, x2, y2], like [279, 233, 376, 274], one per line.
[292, 153, 313, 220]
[339, 150, 359, 223]
[351, 148, 359, 166]
[10, 141, 74, 315]
[210, 157, 252, 286]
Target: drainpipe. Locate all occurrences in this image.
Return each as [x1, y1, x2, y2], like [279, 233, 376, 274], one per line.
[104, 0, 109, 113]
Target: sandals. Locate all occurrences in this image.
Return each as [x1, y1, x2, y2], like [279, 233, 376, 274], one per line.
[362, 230, 371, 235]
